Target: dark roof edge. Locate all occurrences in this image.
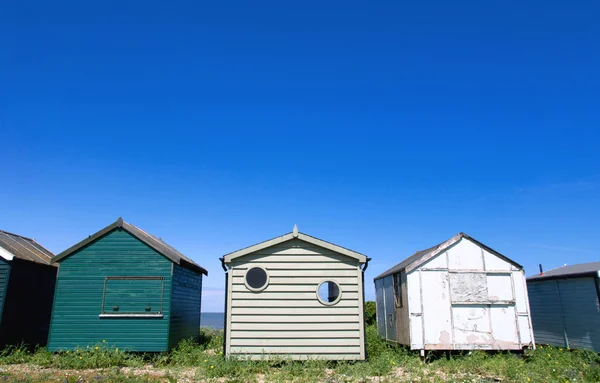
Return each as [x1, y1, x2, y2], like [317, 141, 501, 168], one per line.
[373, 232, 523, 281]
[52, 218, 124, 263]
[52, 218, 208, 276]
[528, 270, 600, 282]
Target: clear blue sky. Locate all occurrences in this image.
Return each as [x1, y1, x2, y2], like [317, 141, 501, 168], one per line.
[1, 1, 599, 312]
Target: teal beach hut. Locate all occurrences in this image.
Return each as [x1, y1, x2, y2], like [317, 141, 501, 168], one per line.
[0, 230, 57, 348]
[47, 218, 207, 352]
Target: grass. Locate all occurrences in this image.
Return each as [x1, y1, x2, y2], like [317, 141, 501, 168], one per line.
[0, 326, 598, 382]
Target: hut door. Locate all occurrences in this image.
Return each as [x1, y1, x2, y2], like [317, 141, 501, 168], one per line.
[382, 276, 396, 341]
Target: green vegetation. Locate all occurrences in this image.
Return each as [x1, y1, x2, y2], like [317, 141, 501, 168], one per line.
[0, 326, 598, 382]
[364, 300, 376, 326]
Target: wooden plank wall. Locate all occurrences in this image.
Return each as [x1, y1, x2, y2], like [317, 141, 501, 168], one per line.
[227, 239, 364, 360]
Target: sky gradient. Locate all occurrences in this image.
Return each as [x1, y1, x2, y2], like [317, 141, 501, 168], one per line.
[1, 1, 599, 312]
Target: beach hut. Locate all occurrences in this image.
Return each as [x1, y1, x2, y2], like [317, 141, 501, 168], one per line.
[0, 230, 57, 348]
[374, 233, 534, 353]
[47, 218, 208, 352]
[220, 225, 370, 360]
[527, 262, 600, 351]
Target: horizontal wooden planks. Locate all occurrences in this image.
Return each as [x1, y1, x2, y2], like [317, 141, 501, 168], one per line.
[232, 299, 358, 308]
[227, 238, 364, 360]
[230, 346, 361, 354]
[232, 330, 360, 339]
[232, 276, 357, 285]
[231, 291, 360, 300]
[231, 269, 358, 277]
[230, 338, 361, 346]
[231, 314, 359, 323]
[231, 284, 359, 293]
[229, 354, 363, 361]
[232, 262, 358, 270]
[230, 322, 361, 331]
[231, 307, 359, 315]
[48, 230, 173, 352]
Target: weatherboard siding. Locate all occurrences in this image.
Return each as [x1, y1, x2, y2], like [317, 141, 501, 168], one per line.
[47, 230, 173, 352]
[0, 259, 10, 324]
[227, 238, 364, 360]
[168, 264, 202, 348]
[528, 277, 600, 351]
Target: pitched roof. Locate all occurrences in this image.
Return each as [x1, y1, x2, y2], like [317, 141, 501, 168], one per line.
[53, 218, 207, 275]
[527, 262, 600, 282]
[222, 225, 368, 263]
[374, 232, 522, 280]
[0, 230, 55, 266]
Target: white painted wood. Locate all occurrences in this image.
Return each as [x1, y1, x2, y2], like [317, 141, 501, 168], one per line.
[231, 307, 359, 315]
[231, 291, 360, 300]
[490, 306, 518, 344]
[405, 235, 463, 273]
[232, 330, 360, 339]
[451, 306, 491, 344]
[231, 338, 361, 346]
[230, 322, 361, 331]
[225, 268, 233, 356]
[483, 249, 512, 271]
[0, 245, 15, 261]
[225, 236, 365, 360]
[230, 346, 361, 354]
[224, 234, 367, 262]
[407, 270, 423, 349]
[422, 271, 452, 346]
[420, 252, 448, 269]
[231, 269, 358, 277]
[231, 253, 359, 264]
[229, 354, 364, 360]
[232, 262, 358, 270]
[232, 276, 357, 285]
[487, 274, 514, 301]
[395, 236, 533, 351]
[447, 239, 484, 271]
[230, 314, 359, 323]
[409, 314, 424, 349]
[517, 314, 531, 344]
[407, 271, 422, 314]
[357, 263, 365, 359]
[231, 284, 359, 293]
[232, 299, 358, 308]
[513, 271, 528, 313]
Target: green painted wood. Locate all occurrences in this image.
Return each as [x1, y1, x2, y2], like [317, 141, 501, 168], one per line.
[169, 264, 202, 348]
[47, 229, 173, 352]
[0, 258, 10, 325]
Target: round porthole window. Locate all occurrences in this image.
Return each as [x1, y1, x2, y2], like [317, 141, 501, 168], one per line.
[244, 267, 269, 292]
[316, 280, 342, 305]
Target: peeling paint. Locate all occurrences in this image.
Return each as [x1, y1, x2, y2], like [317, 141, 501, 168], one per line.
[439, 330, 450, 344]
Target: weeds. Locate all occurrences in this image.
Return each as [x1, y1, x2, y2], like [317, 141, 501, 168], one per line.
[0, 326, 598, 382]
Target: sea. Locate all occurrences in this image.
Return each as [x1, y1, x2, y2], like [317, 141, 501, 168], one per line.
[201, 312, 225, 330]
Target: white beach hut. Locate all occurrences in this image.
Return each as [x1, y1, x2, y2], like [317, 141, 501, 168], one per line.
[374, 233, 534, 353]
[220, 225, 370, 360]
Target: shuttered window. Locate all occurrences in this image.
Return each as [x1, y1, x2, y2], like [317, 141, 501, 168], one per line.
[101, 276, 164, 317]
